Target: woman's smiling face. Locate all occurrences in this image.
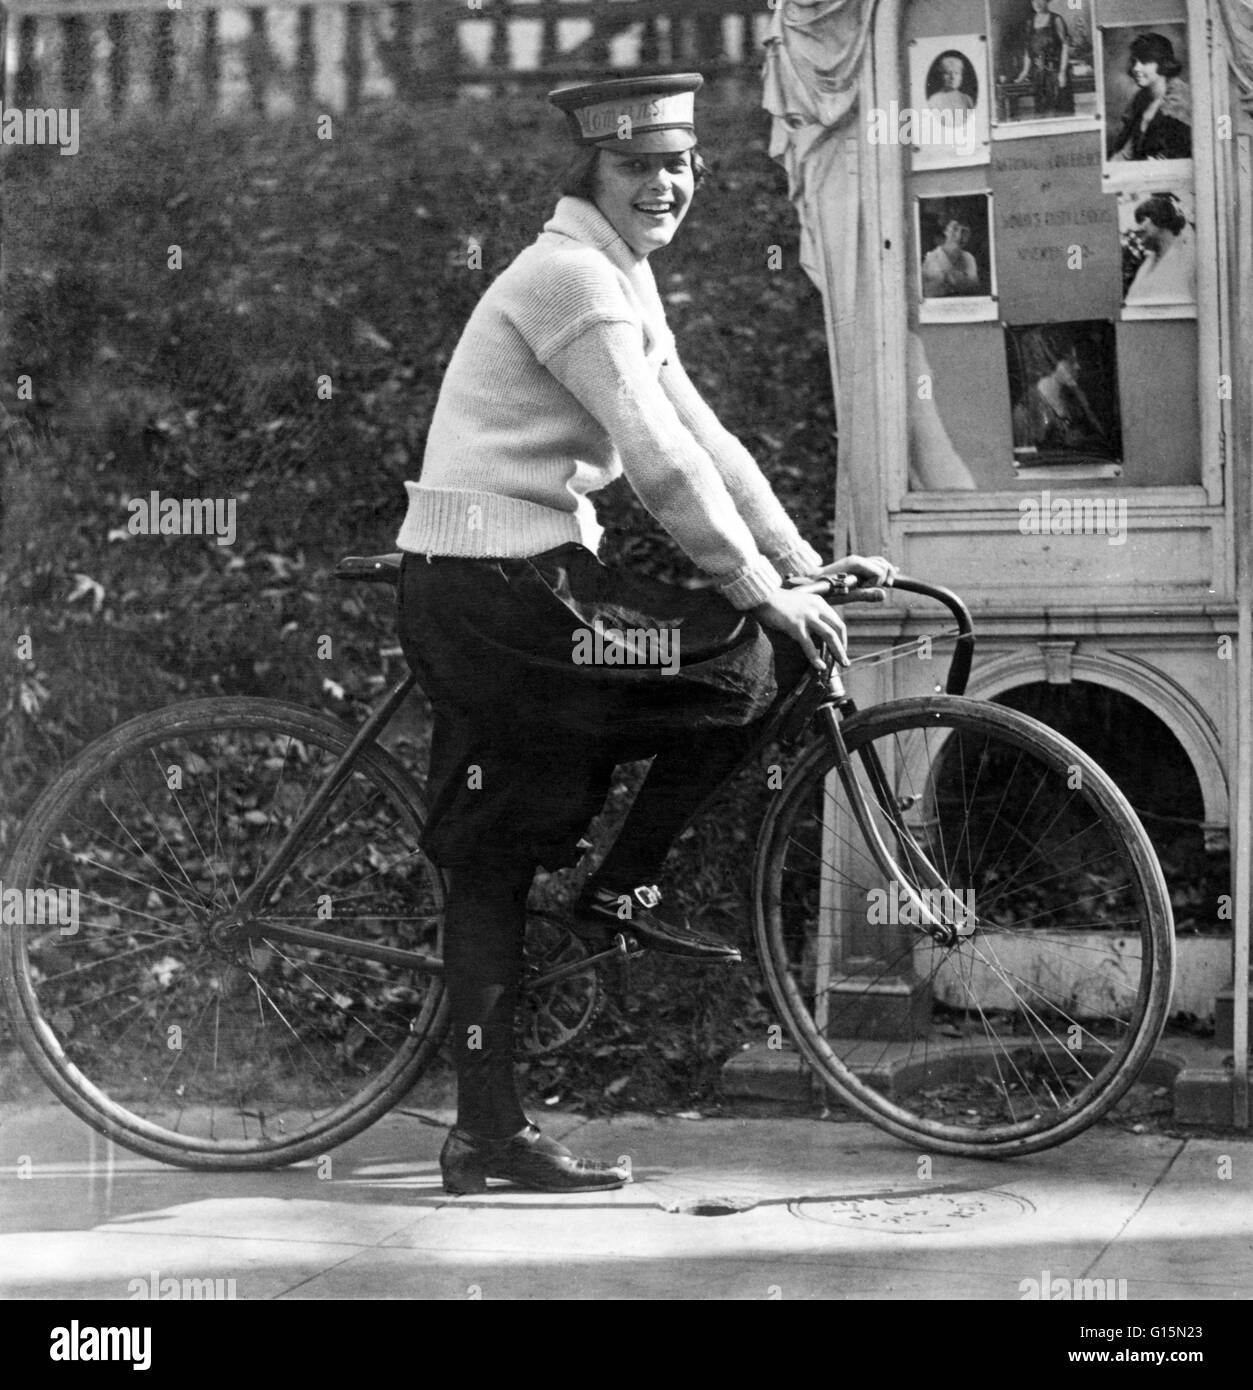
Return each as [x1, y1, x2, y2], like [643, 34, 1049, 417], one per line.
[593, 149, 695, 258]
[1130, 57, 1161, 86]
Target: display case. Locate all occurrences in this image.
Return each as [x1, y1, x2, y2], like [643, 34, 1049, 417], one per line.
[764, 0, 1253, 1120]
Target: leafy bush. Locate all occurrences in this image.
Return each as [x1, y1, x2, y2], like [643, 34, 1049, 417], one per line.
[0, 89, 836, 1110]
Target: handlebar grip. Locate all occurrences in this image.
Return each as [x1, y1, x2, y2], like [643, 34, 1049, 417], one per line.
[783, 573, 854, 596]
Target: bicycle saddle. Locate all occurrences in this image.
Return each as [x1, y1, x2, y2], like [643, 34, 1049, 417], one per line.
[334, 553, 403, 585]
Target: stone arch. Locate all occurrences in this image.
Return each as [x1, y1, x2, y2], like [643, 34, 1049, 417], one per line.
[965, 647, 1229, 843]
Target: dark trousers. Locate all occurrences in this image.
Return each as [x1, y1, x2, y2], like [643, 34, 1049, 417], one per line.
[434, 656, 810, 1140]
[396, 546, 810, 1138]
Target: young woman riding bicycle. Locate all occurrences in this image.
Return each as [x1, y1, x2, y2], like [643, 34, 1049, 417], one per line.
[394, 73, 895, 1195]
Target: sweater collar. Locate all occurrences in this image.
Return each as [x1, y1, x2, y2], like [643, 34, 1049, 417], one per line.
[542, 196, 646, 277]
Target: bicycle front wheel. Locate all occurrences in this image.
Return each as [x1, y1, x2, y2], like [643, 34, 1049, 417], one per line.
[1, 697, 447, 1169]
[753, 696, 1174, 1157]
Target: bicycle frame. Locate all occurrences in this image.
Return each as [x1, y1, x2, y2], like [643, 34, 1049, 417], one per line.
[210, 670, 446, 971]
[206, 672, 642, 991]
[209, 571, 979, 981]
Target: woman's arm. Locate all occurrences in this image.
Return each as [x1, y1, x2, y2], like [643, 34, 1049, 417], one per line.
[958, 250, 980, 290]
[1055, 16, 1070, 85]
[1012, 391, 1040, 448]
[657, 354, 825, 578]
[1147, 111, 1192, 160]
[542, 320, 788, 609]
[921, 250, 947, 298]
[1107, 89, 1143, 159]
[1015, 25, 1031, 82]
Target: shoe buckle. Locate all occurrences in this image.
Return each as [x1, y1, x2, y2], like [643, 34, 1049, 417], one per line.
[634, 884, 662, 910]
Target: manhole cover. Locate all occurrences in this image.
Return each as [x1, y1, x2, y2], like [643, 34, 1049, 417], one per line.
[789, 1186, 1033, 1233]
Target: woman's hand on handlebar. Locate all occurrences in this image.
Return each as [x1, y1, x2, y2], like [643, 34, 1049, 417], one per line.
[752, 587, 848, 672]
[820, 554, 898, 595]
[789, 554, 899, 607]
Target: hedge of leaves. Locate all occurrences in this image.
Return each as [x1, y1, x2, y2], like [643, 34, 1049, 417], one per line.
[0, 90, 837, 1111]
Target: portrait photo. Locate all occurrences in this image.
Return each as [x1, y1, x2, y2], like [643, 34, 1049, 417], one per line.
[908, 33, 990, 170]
[990, 0, 1099, 138]
[1118, 189, 1197, 320]
[916, 193, 998, 323]
[1006, 320, 1123, 475]
[926, 49, 979, 111]
[1100, 23, 1193, 187]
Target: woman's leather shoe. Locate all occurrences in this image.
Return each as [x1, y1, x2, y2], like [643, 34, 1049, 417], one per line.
[440, 1123, 631, 1195]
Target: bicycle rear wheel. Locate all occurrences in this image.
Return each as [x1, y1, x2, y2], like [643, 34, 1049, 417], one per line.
[753, 696, 1174, 1156]
[1, 697, 447, 1169]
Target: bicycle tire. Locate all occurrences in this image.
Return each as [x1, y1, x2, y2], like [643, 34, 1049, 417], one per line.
[1, 696, 448, 1170]
[753, 695, 1174, 1157]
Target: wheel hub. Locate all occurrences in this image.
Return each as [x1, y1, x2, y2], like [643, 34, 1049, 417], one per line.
[207, 916, 254, 950]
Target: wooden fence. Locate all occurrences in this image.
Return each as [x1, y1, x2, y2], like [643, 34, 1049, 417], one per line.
[2, 0, 772, 117]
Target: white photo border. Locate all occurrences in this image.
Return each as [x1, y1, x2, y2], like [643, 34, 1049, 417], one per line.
[1005, 318, 1125, 480]
[908, 33, 991, 172]
[916, 190, 999, 324]
[1118, 187, 1198, 321]
[988, 0, 1102, 143]
[1098, 20, 1194, 191]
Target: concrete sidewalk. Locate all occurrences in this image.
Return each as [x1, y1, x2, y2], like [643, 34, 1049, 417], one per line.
[1, 1102, 1250, 1300]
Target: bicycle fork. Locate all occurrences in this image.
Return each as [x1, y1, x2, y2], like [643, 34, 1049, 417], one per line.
[817, 681, 976, 947]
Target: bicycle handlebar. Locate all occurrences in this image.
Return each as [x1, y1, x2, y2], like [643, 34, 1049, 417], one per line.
[882, 575, 975, 697]
[792, 572, 975, 696]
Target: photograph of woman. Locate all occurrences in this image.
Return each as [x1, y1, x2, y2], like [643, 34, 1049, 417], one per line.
[1008, 322, 1122, 467]
[922, 218, 978, 297]
[991, 0, 1096, 131]
[926, 51, 977, 111]
[916, 192, 997, 322]
[1120, 190, 1197, 316]
[1014, 0, 1075, 117]
[394, 74, 895, 1194]
[1103, 29, 1193, 167]
[909, 33, 989, 169]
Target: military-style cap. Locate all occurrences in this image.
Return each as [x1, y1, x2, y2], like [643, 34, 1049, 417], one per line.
[548, 73, 703, 153]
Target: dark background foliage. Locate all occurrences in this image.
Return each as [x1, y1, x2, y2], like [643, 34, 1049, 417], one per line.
[0, 90, 837, 1109]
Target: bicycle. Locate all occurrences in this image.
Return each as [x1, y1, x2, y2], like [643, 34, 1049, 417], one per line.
[0, 555, 1175, 1167]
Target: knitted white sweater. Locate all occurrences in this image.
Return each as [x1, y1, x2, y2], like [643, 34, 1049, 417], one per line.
[396, 196, 823, 609]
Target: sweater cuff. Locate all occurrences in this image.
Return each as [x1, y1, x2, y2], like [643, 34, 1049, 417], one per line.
[717, 556, 784, 611]
[771, 541, 826, 579]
